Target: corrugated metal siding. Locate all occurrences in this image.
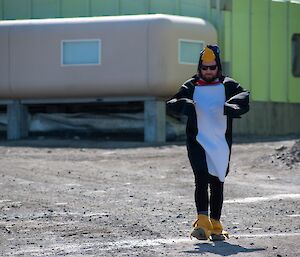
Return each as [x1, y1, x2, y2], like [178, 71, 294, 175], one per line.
[0, 0, 2, 20]
[149, 0, 178, 15]
[3, 0, 31, 20]
[223, 10, 231, 63]
[251, 0, 270, 101]
[120, 0, 148, 15]
[270, 1, 288, 102]
[231, 0, 251, 92]
[61, 0, 90, 18]
[32, 0, 60, 19]
[91, 0, 119, 16]
[180, 0, 210, 19]
[0, 0, 209, 20]
[224, 0, 300, 104]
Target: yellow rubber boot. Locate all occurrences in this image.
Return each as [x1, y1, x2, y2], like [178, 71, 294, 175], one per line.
[210, 218, 229, 241]
[190, 214, 213, 240]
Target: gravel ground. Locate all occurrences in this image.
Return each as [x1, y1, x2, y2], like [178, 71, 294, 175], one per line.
[0, 138, 299, 257]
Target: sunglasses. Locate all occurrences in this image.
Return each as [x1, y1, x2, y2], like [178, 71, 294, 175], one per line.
[201, 65, 218, 71]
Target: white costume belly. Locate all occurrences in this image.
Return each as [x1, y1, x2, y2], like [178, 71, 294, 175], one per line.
[193, 83, 229, 182]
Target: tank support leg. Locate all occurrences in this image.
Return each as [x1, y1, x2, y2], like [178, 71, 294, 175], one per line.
[144, 99, 166, 143]
[7, 100, 29, 140]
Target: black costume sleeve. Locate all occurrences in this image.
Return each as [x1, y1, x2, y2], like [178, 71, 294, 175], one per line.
[166, 80, 194, 116]
[223, 79, 250, 118]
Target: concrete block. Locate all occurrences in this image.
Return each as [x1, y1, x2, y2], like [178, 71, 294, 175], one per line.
[7, 100, 28, 140]
[144, 99, 166, 143]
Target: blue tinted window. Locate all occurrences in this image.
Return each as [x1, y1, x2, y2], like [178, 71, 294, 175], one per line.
[292, 34, 300, 77]
[62, 40, 101, 65]
[179, 40, 203, 65]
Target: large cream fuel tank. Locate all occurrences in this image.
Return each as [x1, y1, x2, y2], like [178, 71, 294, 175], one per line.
[0, 14, 217, 99]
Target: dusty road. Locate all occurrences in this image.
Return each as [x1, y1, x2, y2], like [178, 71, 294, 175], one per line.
[0, 138, 299, 256]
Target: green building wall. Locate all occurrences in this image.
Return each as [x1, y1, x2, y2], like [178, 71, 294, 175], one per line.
[270, 1, 288, 102]
[220, 0, 300, 136]
[0, 0, 300, 136]
[0, 0, 211, 20]
[223, 0, 300, 104]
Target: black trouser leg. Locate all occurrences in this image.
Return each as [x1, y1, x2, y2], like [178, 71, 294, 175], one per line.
[194, 169, 209, 215]
[209, 175, 224, 220]
[187, 139, 224, 218]
[187, 139, 209, 215]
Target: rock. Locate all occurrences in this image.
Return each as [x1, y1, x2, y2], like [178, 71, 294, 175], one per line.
[275, 146, 287, 151]
[272, 140, 300, 167]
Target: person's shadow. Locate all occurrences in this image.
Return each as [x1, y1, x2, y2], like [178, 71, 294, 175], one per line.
[182, 241, 265, 256]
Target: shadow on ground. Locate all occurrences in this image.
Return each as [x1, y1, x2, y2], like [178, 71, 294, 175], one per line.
[182, 241, 265, 256]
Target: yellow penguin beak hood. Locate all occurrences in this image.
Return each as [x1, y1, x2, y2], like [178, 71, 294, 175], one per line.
[201, 47, 216, 63]
[197, 45, 222, 73]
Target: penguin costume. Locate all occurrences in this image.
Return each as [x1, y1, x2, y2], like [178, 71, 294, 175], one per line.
[167, 45, 250, 241]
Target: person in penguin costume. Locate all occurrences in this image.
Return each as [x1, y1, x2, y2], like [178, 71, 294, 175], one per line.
[167, 45, 250, 241]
